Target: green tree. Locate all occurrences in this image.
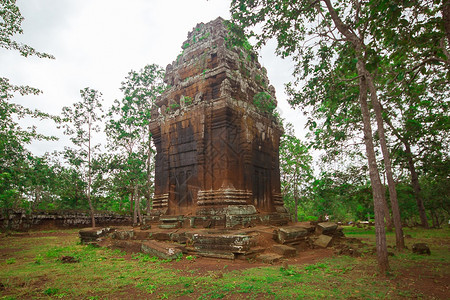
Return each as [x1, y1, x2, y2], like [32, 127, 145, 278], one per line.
[61, 88, 104, 227]
[230, 0, 400, 272]
[279, 124, 313, 222]
[371, 0, 450, 228]
[0, 0, 55, 216]
[106, 64, 165, 224]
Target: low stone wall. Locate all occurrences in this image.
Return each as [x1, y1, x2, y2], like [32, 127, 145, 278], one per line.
[1, 210, 132, 231]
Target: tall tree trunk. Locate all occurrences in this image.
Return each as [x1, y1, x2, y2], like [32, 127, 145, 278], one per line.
[294, 174, 298, 223]
[88, 122, 95, 228]
[136, 186, 142, 224]
[324, 0, 389, 272]
[404, 143, 429, 228]
[382, 189, 393, 230]
[430, 209, 438, 228]
[132, 191, 137, 225]
[357, 66, 390, 273]
[382, 109, 429, 228]
[130, 189, 134, 216]
[368, 77, 404, 250]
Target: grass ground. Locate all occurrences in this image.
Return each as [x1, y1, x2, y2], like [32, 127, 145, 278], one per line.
[0, 226, 448, 299]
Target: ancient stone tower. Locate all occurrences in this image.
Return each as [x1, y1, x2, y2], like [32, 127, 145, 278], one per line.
[149, 17, 288, 227]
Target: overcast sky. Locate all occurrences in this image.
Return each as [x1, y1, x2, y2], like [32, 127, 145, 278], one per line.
[2, 0, 305, 156]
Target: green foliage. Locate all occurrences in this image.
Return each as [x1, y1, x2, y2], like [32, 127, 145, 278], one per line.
[0, 1, 57, 215]
[0, 1, 54, 59]
[198, 32, 210, 41]
[280, 124, 313, 221]
[44, 287, 59, 296]
[170, 103, 180, 110]
[6, 258, 16, 264]
[104, 64, 165, 216]
[253, 92, 275, 114]
[183, 96, 193, 105]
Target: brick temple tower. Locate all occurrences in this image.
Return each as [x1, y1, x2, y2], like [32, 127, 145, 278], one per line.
[149, 18, 289, 227]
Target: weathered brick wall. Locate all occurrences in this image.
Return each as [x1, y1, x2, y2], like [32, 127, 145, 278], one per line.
[1, 210, 132, 231]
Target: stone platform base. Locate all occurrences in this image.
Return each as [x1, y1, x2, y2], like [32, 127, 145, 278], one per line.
[79, 221, 345, 262]
[146, 205, 290, 230]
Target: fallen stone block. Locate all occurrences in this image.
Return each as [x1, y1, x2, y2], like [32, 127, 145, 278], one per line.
[111, 229, 134, 240]
[141, 240, 183, 260]
[170, 232, 187, 244]
[275, 226, 308, 244]
[412, 243, 430, 255]
[314, 234, 333, 248]
[257, 253, 282, 264]
[79, 227, 113, 244]
[315, 222, 338, 236]
[272, 244, 297, 258]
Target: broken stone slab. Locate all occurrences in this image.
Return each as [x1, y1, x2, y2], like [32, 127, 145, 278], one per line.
[315, 222, 338, 236]
[314, 234, 333, 248]
[111, 229, 134, 240]
[275, 226, 308, 244]
[79, 227, 112, 237]
[257, 253, 283, 264]
[272, 244, 297, 258]
[412, 243, 431, 255]
[79, 227, 113, 244]
[141, 240, 183, 260]
[170, 232, 187, 244]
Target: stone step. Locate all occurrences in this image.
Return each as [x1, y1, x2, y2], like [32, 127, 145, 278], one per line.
[272, 244, 297, 258]
[257, 253, 283, 264]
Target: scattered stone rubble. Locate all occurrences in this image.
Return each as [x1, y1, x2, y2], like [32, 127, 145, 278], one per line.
[79, 221, 349, 263]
